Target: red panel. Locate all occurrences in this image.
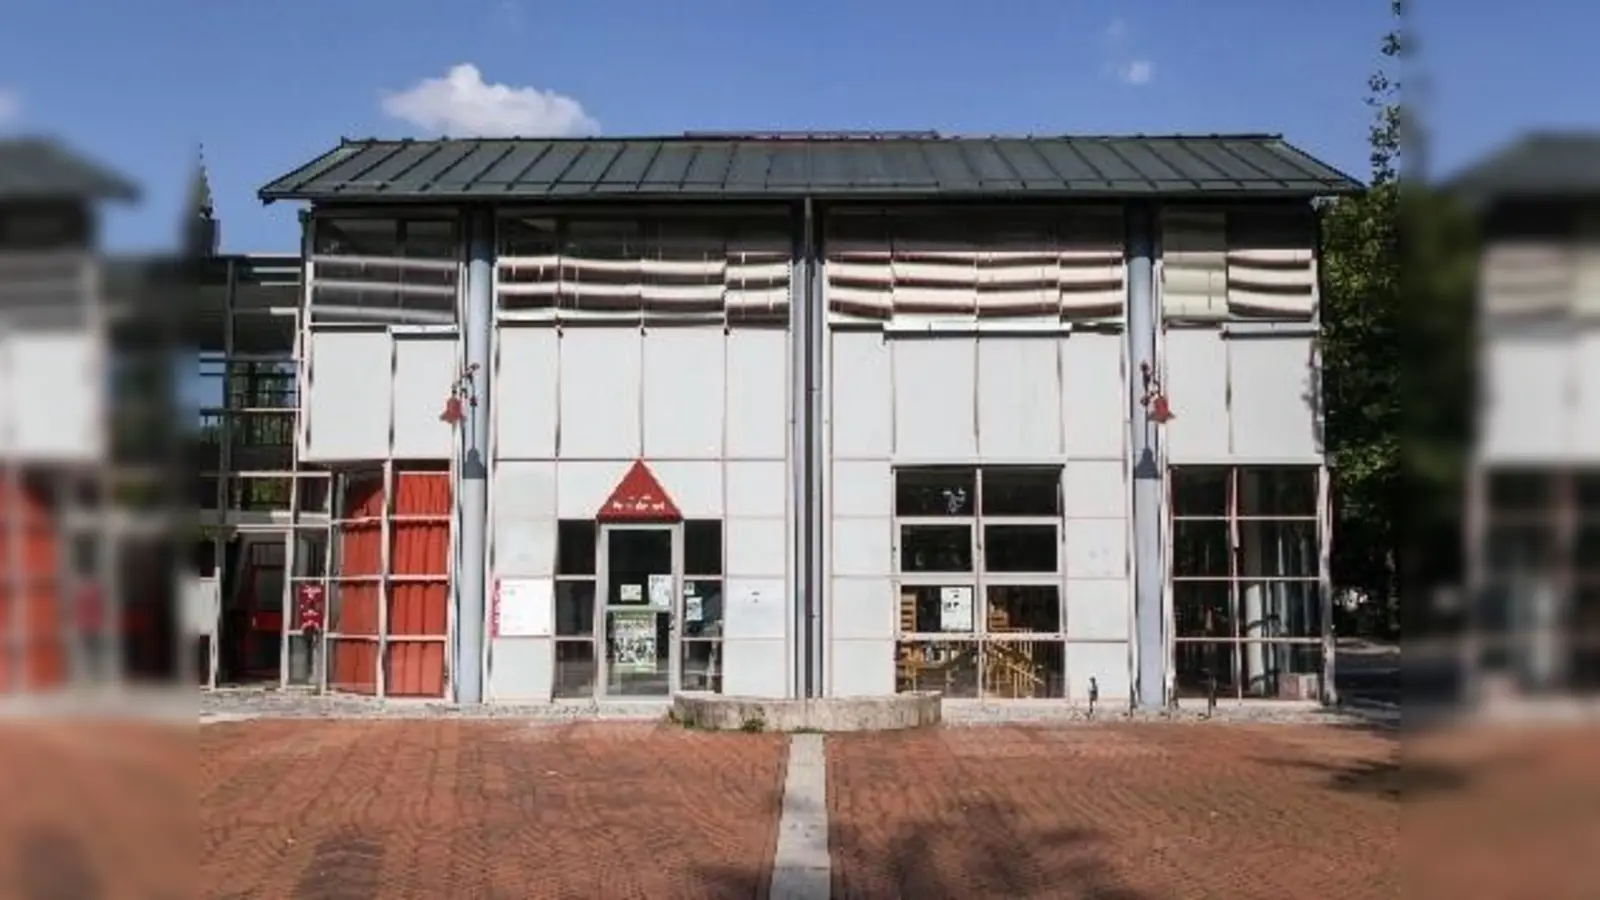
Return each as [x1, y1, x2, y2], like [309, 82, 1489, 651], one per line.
[596, 460, 682, 522]
[329, 469, 452, 698]
[0, 479, 67, 692]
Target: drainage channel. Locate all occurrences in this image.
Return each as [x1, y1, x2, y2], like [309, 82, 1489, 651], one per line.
[769, 733, 830, 899]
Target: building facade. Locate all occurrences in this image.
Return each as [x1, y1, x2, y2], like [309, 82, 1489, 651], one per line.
[1455, 134, 1600, 702]
[228, 133, 1358, 708]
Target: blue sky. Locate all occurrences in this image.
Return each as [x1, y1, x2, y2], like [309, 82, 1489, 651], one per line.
[1, 0, 1593, 254]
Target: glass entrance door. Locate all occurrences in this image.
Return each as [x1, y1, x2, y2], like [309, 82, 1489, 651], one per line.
[600, 526, 679, 697]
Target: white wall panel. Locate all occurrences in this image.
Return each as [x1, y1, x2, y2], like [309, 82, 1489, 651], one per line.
[495, 326, 559, 459]
[830, 640, 895, 697]
[1067, 642, 1130, 700]
[725, 460, 787, 518]
[725, 518, 786, 577]
[493, 460, 557, 577]
[830, 331, 893, 458]
[831, 461, 892, 518]
[559, 328, 641, 458]
[830, 577, 894, 640]
[1481, 335, 1566, 462]
[648, 460, 721, 517]
[892, 338, 977, 460]
[1063, 460, 1126, 519]
[722, 638, 788, 697]
[1228, 336, 1321, 460]
[1575, 331, 1600, 458]
[304, 329, 392, 461]
[1060, 333, 1125, 458]
[1065, 579, 1131, 640]
[832, 519, 892, 577]
[642, 328, 725, 458]
[487, 638, 553, 702]
[390, 333, 457, 459]
[1064, 520, 1126, 579]
[555, 460, 630, 519]
[723, 578, 788, 640]
[1, 331, 100, 461]
[726, 329, 788, 459]
[1162, 328, 1230, 461]
[977, 337, 1062, 459]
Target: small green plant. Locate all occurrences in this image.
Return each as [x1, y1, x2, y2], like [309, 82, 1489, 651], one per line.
[739, 715, 766, 733]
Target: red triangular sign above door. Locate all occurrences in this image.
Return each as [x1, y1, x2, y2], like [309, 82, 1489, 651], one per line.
[596, 460, 682, 522]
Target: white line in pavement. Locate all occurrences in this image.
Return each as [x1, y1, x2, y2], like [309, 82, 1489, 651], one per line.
[769, 733, 830, 900]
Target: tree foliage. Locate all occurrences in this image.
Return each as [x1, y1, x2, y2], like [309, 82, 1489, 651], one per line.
[1318, 0, 1404, 630]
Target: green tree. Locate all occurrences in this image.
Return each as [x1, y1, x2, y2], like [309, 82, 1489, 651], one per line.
[1319, 0, 1403, 632]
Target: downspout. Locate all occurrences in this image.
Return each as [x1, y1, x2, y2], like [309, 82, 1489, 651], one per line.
[1126, 202, 1168, 710]
[454, 208, 493, 705]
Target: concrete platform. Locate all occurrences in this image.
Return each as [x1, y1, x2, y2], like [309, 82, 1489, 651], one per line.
[672, 691, 941, 733]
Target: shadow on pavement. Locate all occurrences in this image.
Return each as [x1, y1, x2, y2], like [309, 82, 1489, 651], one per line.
[694, 802, 1150, 900]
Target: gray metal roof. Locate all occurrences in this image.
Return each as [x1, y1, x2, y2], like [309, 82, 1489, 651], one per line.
[258, 133, 1361, 204]
[0, 137, 140, 202]
[1447, 132, 1600, 203]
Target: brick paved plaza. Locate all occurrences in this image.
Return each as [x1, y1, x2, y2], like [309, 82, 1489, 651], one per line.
[148, 716, 1584, 898]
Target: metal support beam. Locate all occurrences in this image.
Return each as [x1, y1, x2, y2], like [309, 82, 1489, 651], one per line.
[1126, 202, 1168, 710]
[454, 209, 493, 705]
[805, 202, 827, 698]
[790, 201, 813, 699]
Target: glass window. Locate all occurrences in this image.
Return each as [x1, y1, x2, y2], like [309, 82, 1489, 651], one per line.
[1170, 465, 1325, 701]
[980, 468, 1061, 517]
[556, 521, 596, 576]
[895, 468, 975, 517]
[684, 520, 722, 576]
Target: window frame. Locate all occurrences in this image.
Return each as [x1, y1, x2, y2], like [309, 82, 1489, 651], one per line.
[1167, 464, 1327, 702]
[893, 465, 1066, 700]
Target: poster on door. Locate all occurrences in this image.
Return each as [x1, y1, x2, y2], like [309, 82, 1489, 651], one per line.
[611, 610, 658, 672]
[647, 574, 673, 610]
[939, 586, 974, 632]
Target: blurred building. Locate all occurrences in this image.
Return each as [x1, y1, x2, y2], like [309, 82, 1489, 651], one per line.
[0, 136, 149, 691]
[1454, 132, 1600, 702]
[200, 132, 1359, 707]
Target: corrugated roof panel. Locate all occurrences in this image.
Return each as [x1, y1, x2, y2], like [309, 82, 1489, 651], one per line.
[476, 142, 548, 183]
[352, 142, 444, 191]
[1029, 142, 1109, 186]
[724, 144, 776, 188]
[430, 142, 515, 187]
[765, 145, 812, 188]
[683, 144, 733, 185]
[392, 141, 483, 190]
[599, 142, 660, 186]
[513, 142, 584, 186]
[953, 142, 1024, 189]
[919, 142, 977, 188]
[317, 143, 409, 193]
[639, 143, 698, 186]
[990, 141, 1059, 187]
[258, 134, 1363, 202]
[554, 142, 624, 186]
[874, 143, 938, 187]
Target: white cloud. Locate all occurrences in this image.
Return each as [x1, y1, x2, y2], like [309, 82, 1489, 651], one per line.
[0, 88, 21, 124]
[1120, 60, 1154, 86]
[381, 64, 598, 138]
[1100, 19, 1155, 87]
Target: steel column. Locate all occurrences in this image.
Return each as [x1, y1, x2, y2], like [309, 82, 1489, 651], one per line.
[790, 201, 813, 698]
[454, 209, 493, 704]
[1126, 202, 1168, 710]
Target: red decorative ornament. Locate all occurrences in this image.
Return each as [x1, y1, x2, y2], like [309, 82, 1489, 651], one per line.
[1138, 361, 1176, 424]
[439, 395, 465, 425]
[1147, 392, 1175, 424]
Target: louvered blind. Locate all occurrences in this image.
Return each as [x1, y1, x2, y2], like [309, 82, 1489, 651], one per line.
[495, 215, 791, 323]
[825, 210, 1125, 324]
[1160, 208, 1318, 321]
